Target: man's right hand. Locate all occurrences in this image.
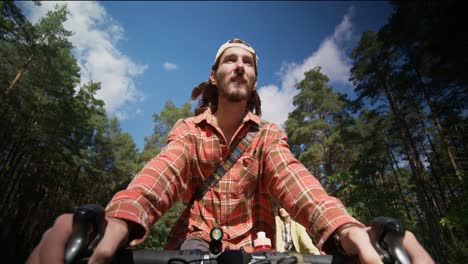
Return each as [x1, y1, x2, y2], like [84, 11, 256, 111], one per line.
[26, 214, 130, 264]
[339, 225, 434, 264]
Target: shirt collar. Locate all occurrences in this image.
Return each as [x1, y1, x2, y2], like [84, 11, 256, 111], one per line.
[193, 108, 261, 126]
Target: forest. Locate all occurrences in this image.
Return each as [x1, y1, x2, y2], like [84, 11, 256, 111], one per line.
[0, 1, 466, 263]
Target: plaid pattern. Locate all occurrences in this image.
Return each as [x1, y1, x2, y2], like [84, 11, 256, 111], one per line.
[106, 109, 363, 252]
[190, 121, 264, 206]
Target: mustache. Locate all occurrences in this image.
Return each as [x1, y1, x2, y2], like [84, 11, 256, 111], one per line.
[231, 71, 247, 82]
[234, 69, 245, 77]
[231, 71, 246, 81]
[231, 75, 247, 83]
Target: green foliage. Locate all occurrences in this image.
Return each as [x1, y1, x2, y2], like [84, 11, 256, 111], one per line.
[138, 100, 192, 166]
[0, 1, 33, 43]
[446, 238, 468, 264]
[0, 3, 138, 261]
[286, 5, 468, 257]
[439, 178, 468, 230]
[1, 2, 191, 256]
[285, 67, 346, 184]
[348, 0, 467, 260]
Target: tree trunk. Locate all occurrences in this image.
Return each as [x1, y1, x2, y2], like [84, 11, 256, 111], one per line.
[425, 95, 461, 180]
[0, 157, 28, 223]
[382, 79, 447, 259]
[409, 59, 461, 180]
[411, 106, 461, 249]
[4, 54, 34, 96]
[384, 135, 412, 221]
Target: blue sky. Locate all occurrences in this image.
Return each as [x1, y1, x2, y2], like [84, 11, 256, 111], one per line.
[21, 1, 393, 151]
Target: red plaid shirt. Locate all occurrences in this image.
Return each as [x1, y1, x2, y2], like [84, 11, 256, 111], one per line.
[106, 109, 363, 251]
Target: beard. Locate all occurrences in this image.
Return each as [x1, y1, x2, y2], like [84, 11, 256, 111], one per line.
[216, 73, 255, 102]
[218, 83, 251, 102]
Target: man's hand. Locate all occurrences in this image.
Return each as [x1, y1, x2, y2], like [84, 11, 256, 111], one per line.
[26, 214, 131, 264]
[26, 214, 74, 264]
[338, 225, 435, 264]
[88, 217, 130, 263]
[338, 226, 382, 263]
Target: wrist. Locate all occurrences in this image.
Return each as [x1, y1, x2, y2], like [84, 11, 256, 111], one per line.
[333, 222, 362, 256]
[106, 217, 134, 245]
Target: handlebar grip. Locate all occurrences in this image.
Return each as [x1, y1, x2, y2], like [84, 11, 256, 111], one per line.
[371, 216, 412, 264]
[64, 204, 105, 264]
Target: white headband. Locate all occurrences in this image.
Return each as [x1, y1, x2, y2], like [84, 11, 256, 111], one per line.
[214, 41, 258, 64]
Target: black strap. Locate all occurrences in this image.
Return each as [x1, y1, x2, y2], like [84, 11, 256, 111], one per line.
[188, 121, 265, 207]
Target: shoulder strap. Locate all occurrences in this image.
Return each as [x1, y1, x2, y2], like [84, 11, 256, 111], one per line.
[188, 121, 265, 207]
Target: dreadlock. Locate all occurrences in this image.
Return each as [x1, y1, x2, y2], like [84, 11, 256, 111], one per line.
[191, 38, 262, 116]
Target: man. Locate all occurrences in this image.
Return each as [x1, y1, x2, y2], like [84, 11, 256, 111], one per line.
[276, 208, 320, 255]
[27, 38, 434, 264]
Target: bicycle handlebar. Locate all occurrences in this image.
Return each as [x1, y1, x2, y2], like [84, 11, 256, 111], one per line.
[64, 204, 412, 264]
[110, 248, 343, 264]
[371, 216, 411, 264]
[64, 204, 105, 263]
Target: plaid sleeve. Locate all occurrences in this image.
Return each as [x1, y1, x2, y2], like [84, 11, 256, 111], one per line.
[105, 119, 194, 245]
[262, 123, 364, 250]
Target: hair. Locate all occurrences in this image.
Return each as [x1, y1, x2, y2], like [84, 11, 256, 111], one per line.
[191, 38, 262, 116]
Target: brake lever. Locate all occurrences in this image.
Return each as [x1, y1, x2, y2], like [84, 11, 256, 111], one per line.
[371, 216, 412, 264]
[64, 204, 105, 264]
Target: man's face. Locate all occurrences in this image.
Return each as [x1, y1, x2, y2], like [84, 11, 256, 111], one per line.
[279, 208, 291, 221]
[210, 47, 257, 102]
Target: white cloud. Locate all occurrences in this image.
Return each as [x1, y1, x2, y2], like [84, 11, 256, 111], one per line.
[163, 62, 178, 71]
[257, 85, 294, 128]
[21, 1, 147, 115]
[115, 111, 128, 121]
[258, 7, 355, 128]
